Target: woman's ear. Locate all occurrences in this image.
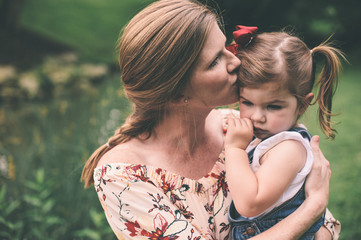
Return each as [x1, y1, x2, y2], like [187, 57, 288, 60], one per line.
[170, 94, 189, 106]
[298, 92, 314, 115]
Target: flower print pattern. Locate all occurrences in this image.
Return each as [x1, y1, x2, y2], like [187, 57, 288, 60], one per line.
[94, 165, 116, 201]
[148, 193, 172, 214]
[125, 212, 188, 239]
[124, 164, 151, 183]
[94, 151, 232, 239]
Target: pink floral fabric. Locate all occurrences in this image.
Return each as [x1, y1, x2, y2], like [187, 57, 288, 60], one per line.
[94, 151, 232, 240]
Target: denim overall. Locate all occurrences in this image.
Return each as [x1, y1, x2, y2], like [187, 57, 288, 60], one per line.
[229, 128, 325, 240]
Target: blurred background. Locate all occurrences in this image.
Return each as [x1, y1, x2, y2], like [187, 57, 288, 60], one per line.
[0, 0, 360, 239]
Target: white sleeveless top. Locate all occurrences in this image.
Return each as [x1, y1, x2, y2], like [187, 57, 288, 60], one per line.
[245, 131, 314, 219]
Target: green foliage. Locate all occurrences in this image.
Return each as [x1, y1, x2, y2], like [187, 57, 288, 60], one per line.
[0, 186, 23, 239]
[0, 53, 109, 103]
[0, 169, 116, 239]
[21, 169, 64, 239]
[0, 169, 64, 239]
[0, 51, 130, 239]
[74, 208, 113, 240]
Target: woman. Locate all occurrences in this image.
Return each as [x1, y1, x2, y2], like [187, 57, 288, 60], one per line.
[81, 0, 339, 239]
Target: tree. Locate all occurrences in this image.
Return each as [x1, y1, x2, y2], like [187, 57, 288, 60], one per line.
[0, 0, 25, 31]
[208, 0, 361, 50]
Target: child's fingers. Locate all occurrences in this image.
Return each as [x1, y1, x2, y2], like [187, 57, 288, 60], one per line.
[240, 119, 248, 129]
[244, 118, 253, 129]
[232, 117, 241, 128]
[227, 118, 236, 129]
[240, 118, 253, 130]
[227, 117, 234, 125]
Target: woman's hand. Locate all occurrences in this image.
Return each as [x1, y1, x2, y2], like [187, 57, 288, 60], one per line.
[305, 135, 331, 214]
[225, 117, 254, 150]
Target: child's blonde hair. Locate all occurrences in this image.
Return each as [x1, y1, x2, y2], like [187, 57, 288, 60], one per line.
[236, 32, 345, 140]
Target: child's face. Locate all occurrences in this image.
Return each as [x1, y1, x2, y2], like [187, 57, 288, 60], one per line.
[239, 82, 300, 139]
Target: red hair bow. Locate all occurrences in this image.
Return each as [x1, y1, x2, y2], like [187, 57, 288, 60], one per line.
[226, 25, 258, 54]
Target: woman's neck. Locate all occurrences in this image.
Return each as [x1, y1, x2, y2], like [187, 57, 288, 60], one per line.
[152, 106, 213, 151]
[133, 106, 224, 179]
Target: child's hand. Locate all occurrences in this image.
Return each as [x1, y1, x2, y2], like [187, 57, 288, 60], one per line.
[225, 118, 254, 150]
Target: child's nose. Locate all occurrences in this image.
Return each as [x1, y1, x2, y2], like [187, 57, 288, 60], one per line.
[251, 109, 266, 123]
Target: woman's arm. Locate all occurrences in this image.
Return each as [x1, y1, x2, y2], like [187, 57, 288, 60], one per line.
[249, 135, 331, 240]
[315, 225, 333, 240]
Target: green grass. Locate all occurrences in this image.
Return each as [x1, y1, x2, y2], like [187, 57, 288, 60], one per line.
[20, 0, 154, 63]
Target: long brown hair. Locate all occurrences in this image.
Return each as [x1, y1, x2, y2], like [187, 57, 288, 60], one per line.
[81, 0, 222, 187]
[236, 32, 345, 139]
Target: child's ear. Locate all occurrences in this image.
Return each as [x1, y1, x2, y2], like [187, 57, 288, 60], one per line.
[298, 93, 314, 115]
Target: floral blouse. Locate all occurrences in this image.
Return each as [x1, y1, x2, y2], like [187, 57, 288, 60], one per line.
[94, 151, 232, 240]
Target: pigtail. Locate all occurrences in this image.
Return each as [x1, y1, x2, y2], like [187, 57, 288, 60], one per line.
[311, 41, 345, 139]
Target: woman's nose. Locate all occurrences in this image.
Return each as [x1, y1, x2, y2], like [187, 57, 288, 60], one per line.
[226, 50, 241, 73]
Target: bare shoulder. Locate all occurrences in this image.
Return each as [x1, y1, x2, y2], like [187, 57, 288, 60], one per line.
[269, 139, 307, 156]
[96, 140, 145, 167]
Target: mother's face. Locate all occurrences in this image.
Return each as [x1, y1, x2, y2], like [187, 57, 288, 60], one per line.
[184, 23, 241, 109]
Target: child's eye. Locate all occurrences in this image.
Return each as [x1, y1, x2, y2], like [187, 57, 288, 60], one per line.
[241, 101, 253, 106]
[209, 56, 219, 68]
[267, 105, 282, 110]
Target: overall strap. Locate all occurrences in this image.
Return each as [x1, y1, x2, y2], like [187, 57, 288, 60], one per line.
[247, 146, 256, 164]
[289, 127, 312, 141]
[247, 137, 256, 164]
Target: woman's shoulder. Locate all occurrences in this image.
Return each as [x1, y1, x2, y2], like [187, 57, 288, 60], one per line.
[97, 140, 145, 168]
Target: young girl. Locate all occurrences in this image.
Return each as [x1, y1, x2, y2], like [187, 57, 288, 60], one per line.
[224, 26, 344, 240]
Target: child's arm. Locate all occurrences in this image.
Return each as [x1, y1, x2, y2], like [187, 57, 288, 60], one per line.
[225, 118, 307, 217]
